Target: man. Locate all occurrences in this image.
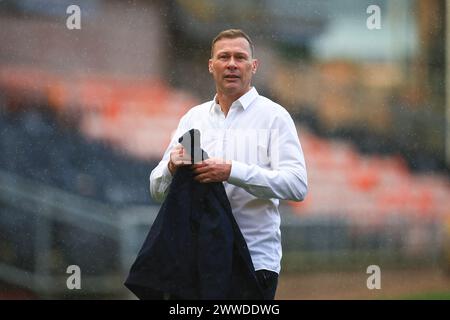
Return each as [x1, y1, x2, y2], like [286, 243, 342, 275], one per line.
[150, 29, 308, 299]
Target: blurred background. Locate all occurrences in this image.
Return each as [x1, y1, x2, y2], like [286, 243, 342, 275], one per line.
[0, 0, 449, 299]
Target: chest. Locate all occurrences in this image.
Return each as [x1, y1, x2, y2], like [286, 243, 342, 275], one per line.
[190, 111, 272, 165]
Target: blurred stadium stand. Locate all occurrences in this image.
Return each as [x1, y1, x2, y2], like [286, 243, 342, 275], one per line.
[0, 168, 158, 298]
[0, 0, 449, 298]
[0, 98, 156, 206]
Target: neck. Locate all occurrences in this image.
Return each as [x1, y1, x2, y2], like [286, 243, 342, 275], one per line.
[216, 86, 251, 117]
[216, 94, 234, 116]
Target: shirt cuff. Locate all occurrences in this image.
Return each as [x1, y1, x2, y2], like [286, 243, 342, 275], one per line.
[227, 160, 248, 186]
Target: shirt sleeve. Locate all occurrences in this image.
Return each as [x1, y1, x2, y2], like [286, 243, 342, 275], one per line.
[149, 112, 191, 203]
[227, 111, 308, 201]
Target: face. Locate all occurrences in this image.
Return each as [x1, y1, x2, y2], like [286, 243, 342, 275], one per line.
[209, 37, 258, 98]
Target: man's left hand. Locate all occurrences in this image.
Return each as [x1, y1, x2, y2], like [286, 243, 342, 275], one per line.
[191, 158, 232, 183]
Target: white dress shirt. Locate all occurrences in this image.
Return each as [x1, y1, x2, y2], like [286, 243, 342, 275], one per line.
[149, 87, 308, 273]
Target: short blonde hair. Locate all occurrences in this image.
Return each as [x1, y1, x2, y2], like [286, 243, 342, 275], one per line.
[211, 29, 254, 58]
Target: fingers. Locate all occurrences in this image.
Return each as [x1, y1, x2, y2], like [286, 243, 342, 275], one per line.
[170, 144, 191, 167]
[191, 158, 218, 168]
[191, 159, 211, 182]
[191, 163, 209, 174]
[193, 172, 212, 183]
[192, 159, 216, 174]
[192, 160, 219, 183]
[172, 158, 191, 166]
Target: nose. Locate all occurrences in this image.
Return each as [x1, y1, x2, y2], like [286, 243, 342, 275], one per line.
[227, 57, 237, 69]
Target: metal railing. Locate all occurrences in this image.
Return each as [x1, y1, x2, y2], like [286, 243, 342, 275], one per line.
[0, 169, 157, 298]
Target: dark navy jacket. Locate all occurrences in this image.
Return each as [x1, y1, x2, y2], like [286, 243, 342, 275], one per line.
[124, 129, 263, 300]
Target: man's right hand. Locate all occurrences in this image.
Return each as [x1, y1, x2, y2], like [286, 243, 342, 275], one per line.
[168, 144, 192, 175]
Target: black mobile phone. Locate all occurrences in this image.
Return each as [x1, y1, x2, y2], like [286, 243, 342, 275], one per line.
[178, 129, 209, 164]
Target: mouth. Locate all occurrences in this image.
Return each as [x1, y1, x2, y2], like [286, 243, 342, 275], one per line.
[224, 74, 240, 79]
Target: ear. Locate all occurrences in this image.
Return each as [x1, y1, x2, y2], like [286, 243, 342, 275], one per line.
[251, 59, 259, 74]
[208, 59, 213, 73]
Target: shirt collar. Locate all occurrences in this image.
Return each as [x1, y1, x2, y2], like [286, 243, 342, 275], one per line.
[211, 87, 259, 112]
